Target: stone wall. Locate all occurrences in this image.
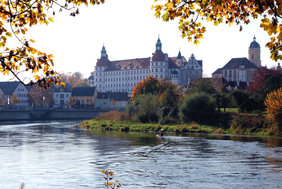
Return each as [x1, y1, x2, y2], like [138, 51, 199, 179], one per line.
[0, 109, 103, 121]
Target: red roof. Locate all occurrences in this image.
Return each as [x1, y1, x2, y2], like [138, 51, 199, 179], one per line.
[105, 57, 151, 71]
[151, 51, 165, 61]
[168, 58, 180, 69]
[96, 57, 110, 66]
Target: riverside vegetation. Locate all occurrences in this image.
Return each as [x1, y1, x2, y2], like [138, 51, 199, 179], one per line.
[80, 75, 282, 137]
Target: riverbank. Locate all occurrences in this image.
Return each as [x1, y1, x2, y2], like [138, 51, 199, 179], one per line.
[79, 119, 278, 137]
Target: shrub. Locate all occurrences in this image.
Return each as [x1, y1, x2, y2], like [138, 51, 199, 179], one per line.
[179, 92, 216, 123]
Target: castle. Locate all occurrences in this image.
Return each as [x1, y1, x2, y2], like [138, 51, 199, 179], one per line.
[88, 37, 203, 92]
[212, 36, 261, 83]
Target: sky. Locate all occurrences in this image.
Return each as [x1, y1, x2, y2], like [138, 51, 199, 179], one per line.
[0, 0, 279, 82]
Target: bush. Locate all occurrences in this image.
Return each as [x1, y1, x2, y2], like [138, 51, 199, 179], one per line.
[179, 92, 216, 123]
[230, 114, 266, 134]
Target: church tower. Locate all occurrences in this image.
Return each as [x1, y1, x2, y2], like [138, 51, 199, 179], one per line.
[248, 36, 261, 67]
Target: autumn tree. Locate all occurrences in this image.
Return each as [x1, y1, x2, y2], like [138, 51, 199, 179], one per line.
[110, 98, 117, 109]
[59, 72, 90, 87]
[0, 0, 104, 88]
[131, 76, 159, 101]
[247, 67, 281, 94]
[28, 85, 54, 106]
[11, 93, 20, 105]
[0, 96, 6, 105]
[265, 87, 282, 132]
[153, 0, 282, 61]
[67, 97, 75, 107]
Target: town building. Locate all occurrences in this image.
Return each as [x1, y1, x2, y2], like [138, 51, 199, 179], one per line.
[212, 36, 261, 84]
[94, 92, 130, 110]
[0, 81, 29, 108]
[69, 87, 97, 109]
[90, 37, 203, 93]
[53, 84, 72, 108]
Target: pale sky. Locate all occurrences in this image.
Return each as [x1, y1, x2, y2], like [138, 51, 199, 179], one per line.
[0, 0, 279, 82]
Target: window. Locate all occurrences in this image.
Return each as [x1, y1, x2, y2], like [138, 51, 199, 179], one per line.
[252, 54, 254, 59]
[137, 76, 139, 80]
[66, 94, 68, 97]
[152, 69, 154, 72]
[225, 70, 227, 77]
[56, 94, 58, 97]
[229, 70, 232, 77]
[161, 62, 163, 66]
[156, 62, 158, 66]
[99, 67, 101, 70]
[152, 62, 154, 66]
[161, 68, 162, 72]
[156, 68, 158, 72]
[161, 75, 163, 78]
[156, 75, 158, 78]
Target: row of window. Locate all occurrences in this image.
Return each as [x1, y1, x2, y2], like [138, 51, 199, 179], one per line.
[151, 62, 166, 66]
[55, 94, 69, 98]
[18, 88, 25, 91]
[99, 88, 133, 92]
[96, 69, 150, 76]
[17, 94, 27, 97]
[151, 68, 164, 72]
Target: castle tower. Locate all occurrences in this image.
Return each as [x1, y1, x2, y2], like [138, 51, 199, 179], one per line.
[95, 45, 109, 92]
[248, 36, 261, 67]
[176, 50, 183, 68]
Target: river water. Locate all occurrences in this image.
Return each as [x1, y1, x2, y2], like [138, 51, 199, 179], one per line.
[0, 120, 282, 189]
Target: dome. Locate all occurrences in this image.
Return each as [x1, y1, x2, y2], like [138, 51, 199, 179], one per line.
[249, 36, 260, 48]
[156, 38, 162, 46]
[88, 75, 94, 80]
[101, 46, 106, 53]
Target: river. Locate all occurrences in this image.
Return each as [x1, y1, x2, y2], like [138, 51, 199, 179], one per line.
[0, 120, 282, 189]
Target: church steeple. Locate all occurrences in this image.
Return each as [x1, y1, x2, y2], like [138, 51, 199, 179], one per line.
[101, 44, 108, 58]
[156, 36, 162, 52]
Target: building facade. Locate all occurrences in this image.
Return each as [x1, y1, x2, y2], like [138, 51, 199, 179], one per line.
[212, 36, 261, 83]
[91, 37, 203, 92]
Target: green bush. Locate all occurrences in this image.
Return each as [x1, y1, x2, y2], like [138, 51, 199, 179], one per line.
[179, 92, 216, 123]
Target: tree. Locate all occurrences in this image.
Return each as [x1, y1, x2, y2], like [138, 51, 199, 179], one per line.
[152, 0, 282, 61]
[265, 87, 282, 132]
[179, 92, 215, 123]
[110, 98, 117, 109]
[247, 67, 281, 94]
[231, 90, 259, 113]
[28, 85, 54, 106]
[131, 76, 160, 101]
[11, 93, 20, 105]
[0, 96, 6, 105]
[67, 97, 75, 107]
[0, 0, 104, 88]
[134, 94, 161, 123]
[186, 78, 217, 95]
[59, 72, 90, 87]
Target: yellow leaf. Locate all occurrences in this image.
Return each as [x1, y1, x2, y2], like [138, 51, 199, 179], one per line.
[48, 17, 54, 22]
[30, 39, 35, 43]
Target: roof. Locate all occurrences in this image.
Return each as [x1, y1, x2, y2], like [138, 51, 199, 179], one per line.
[88, 75, 94, 80]
[71, 87, 96, 97]
[96, 57, 110, 66]
[226, 81, 248, 90]
[222, 57, 258, 69]
[212, 68, 222, 75]
[177, 51, 182, 59]
[54, 83, 72, 92]
[151, 51, 165, 61]
[97, 92, 130, 101]
[168, 58, 180, 69]
[0, 81, 21, 95]
[249, 36, 260, 48]
[105, 57, 150, 71]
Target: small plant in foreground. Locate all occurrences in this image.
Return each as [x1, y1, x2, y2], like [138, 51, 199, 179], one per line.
[101, 170, 122, 189]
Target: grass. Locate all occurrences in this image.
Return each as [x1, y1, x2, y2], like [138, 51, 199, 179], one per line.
[79, 119, 221, 134]
[219, 108, 238, 113]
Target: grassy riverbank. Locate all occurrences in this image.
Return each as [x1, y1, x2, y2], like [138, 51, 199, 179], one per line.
[79, 117, 279, 136]
[79, 119, 220, 133]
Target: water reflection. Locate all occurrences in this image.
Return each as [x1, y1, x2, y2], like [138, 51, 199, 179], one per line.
[0, 121, 282, 189]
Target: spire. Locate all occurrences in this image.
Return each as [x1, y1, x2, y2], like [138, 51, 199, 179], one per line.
[156, 36, 162, 52]
[253, 35, 256, 41]
[101, 44, 108, 58]
[177, 50, 182, 59]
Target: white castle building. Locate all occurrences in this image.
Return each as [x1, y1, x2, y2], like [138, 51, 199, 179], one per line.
[89, 37, 203, 92]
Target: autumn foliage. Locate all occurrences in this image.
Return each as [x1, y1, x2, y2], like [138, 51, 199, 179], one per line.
[247, 67, 281, 94]
[0, 0, 104, 88]
[153, 0, 282, 61]
[265, 87, 282, 132]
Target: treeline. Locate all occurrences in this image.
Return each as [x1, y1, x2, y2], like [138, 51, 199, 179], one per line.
[97, 67, 282, 136]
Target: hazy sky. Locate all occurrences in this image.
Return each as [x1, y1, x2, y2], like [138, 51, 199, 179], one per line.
[0, 0, 279, 82]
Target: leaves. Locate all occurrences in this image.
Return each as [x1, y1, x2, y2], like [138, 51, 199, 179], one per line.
[0, 0, 104, 89]
[153, 0, 282, 61]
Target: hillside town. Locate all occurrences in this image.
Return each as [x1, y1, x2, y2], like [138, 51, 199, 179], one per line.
[0, 36, 281, 110]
